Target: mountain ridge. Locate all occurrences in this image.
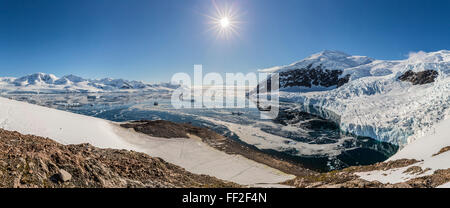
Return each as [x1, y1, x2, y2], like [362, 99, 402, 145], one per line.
[259, 50, 374, 73]
[0, 73, 179, 93]
[256, 50, 449, 93]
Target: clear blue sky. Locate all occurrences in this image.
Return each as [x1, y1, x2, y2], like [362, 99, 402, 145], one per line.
[1, 0, 449, 82]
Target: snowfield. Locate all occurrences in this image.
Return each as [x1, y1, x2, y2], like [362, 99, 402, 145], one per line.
[258, 50, 449, 147]
[0, 97, 294, 186]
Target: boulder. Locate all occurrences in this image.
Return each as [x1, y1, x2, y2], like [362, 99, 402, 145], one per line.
[58, 169, 72, 182]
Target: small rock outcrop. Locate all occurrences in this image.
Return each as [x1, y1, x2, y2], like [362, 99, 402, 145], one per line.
[58, 169, 72, 182]
[121, 120, 190, 138]
[398, 70, 439, 85]
[432, 146, 450, 157]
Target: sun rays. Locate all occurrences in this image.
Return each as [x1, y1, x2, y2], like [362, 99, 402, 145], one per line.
[205, 1, 242, 40]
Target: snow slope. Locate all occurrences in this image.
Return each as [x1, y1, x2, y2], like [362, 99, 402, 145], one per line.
[0, 73, 179, 93]
[259, 50, 374, 73]
[257, 50, 450, 147]
[0, 97, 293, 185]
[357, 115, 450, 184]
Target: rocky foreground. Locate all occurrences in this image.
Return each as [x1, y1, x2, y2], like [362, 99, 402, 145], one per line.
[284, 158, 450, 188]
[0, 128, 239, 188]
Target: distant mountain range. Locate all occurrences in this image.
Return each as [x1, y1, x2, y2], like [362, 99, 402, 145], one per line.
[0, 73, 179, 93]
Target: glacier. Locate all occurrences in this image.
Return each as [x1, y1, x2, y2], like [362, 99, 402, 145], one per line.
[254, 50, 450, 147]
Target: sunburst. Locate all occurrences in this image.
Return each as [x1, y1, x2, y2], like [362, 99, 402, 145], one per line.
[205, 1, 241, 40]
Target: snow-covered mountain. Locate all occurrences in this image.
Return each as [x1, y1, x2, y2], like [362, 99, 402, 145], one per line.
[260, 50, 374, 73]
[257, 50, 375, 92]
[12, 73, 58, 86]
[254, 50, 450, 148]
[0, 73, 179, 93]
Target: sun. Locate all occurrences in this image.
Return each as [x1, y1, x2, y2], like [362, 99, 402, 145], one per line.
[205, 1, 241, 39]
[220, 17, 230, 28]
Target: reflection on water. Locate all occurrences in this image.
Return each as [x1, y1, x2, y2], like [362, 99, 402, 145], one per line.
[4, 92, 398, 172]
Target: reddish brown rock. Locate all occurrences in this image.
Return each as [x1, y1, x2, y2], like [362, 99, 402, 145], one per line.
[0, 128, 239, 188]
